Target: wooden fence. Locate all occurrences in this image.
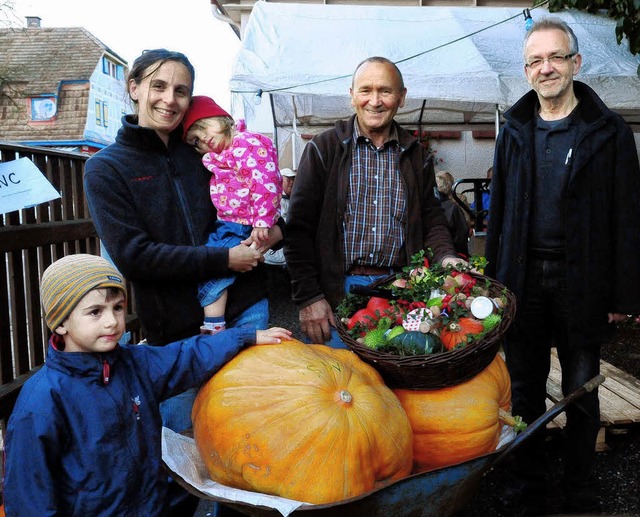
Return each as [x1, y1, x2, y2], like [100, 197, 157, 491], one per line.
[0, 142, 140, 424]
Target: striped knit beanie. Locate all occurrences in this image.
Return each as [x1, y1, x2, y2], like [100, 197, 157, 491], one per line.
[40, 254, 126, 330]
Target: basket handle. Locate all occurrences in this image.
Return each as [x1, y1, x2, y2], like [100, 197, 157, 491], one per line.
[349, 285, 398, 300]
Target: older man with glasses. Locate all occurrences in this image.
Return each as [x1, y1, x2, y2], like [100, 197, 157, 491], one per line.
[485, 17, 640, 515]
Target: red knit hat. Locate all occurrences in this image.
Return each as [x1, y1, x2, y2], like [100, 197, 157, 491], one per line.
[183, 96, 232, 140]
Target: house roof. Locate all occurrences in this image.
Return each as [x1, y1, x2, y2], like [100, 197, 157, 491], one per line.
[0, 26, 129, 147]
[0, 26, 126, 96]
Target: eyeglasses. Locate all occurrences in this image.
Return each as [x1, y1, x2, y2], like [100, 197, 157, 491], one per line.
[525, 54, 576, 70]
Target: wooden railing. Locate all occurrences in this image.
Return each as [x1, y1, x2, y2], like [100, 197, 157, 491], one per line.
[0, 142, 140, 423]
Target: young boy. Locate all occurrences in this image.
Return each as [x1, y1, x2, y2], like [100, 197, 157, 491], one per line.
[182, 96, 283, 335]
[2, 254, 290, 516]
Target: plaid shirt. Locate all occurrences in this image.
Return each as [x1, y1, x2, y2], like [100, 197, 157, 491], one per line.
[343, 122, 407, 271]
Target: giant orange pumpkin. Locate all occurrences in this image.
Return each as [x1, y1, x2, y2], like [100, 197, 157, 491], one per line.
[394, 354, 512, 472]
[192, 340, 413, 504]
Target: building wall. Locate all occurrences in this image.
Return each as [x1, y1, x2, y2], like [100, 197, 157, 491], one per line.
[431, 132, 494, 180]
[85, 64, 130, 146]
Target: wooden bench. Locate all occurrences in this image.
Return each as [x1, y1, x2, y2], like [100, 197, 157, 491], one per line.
[546, 348, 640, 450]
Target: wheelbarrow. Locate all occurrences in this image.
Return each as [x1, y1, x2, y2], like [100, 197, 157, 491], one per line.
[163, 375, 604, 517]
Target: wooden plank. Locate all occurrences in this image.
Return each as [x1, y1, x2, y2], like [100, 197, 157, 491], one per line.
[545, 398, 566, 428]
[0, 220, 97, 253]
[548, 349, 640, 427]
[599, 361, 640, 407]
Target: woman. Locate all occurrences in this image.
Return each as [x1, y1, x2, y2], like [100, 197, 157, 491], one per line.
[435, 170, 470, 257]
[84, 49, 282, 422]
[85, 48, 281, 516]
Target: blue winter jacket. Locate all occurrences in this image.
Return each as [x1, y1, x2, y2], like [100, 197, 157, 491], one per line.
[3, 328, 255, 516]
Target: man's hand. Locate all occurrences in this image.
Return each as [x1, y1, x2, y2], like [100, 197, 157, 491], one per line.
[256, 327, 293, 344]
[300, 299, 336, 343]
[608, 313, 629, 324]
[228, 244, 262, 272]
[442, 256, 469, 270]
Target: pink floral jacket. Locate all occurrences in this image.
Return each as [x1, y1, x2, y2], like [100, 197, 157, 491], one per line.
[202, 120, 282, 228]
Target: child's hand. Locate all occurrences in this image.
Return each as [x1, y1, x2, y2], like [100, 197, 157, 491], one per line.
[243, 226, 283, 254]
[256, 327, 292, 344]
[250, 227, 270, 248]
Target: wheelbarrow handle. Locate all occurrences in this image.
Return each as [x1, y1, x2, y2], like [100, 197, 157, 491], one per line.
[494, 374, 605, 466]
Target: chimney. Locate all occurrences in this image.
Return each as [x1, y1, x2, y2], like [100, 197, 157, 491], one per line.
[26, 16, 42, 28]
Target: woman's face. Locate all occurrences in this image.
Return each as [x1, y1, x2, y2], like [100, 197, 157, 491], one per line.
[129, 60, 193, 144]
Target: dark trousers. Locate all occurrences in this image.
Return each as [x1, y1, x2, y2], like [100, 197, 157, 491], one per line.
[504, 258, 601, 491]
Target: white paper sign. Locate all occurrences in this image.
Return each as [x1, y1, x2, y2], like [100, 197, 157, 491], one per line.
[0, 157, 61, 215]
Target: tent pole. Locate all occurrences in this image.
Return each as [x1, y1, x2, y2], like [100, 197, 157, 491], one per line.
[418, 99, 426, 135]
[292, 97, 298, 170]
[495, 104, 500, 139]
[269, 93, 278, 151]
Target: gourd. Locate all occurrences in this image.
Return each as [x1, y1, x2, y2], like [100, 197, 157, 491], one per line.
[387, 331, 444, 355]
[394, 354, 514, 472]
[192, 339, 413, 504]
[439, 317, 485, 350]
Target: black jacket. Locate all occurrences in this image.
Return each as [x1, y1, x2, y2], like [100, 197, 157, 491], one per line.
[84, 115, 268, 345]
[285, 115, 455, 309]
[485, 82, 640, 344]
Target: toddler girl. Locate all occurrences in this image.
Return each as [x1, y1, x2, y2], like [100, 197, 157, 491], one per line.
[183, 96, 282, 334]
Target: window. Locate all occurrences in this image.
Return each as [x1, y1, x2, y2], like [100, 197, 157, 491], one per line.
[103, 101, 109, 128]
[31, 97, 57, 120]
[95, 99, 102, 126]
[102, 56, 122, 79]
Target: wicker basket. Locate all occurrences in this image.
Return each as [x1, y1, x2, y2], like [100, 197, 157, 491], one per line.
[336, 272, 516, 390]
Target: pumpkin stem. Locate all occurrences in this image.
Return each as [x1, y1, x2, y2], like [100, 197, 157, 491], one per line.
[498, 408, 527, 433]
[335, 390, 353, 407]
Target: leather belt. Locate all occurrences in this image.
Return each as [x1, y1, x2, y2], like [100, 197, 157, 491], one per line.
[347, 265, 399, 276]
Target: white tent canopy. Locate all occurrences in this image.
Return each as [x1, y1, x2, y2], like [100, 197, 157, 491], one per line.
[230, 2, 640, 133]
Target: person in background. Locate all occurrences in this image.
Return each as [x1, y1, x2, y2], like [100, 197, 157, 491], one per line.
[264, 167, 296, 268]
[485, 18, 640, 515]
[435, 170, 470, 257]
[2, 254, 290, 517]
[470, 166, 492, 231]
[480, 166, 492, 213]
[84, 49, 283, 514]
[286, 56, 464, 346]
[182, 96, 283, 334]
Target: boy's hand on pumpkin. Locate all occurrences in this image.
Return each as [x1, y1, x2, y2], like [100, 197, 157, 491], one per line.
[256, 327, 292, 344]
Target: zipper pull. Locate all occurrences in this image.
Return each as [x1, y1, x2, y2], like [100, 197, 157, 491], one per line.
[102, 359, 110, 385]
